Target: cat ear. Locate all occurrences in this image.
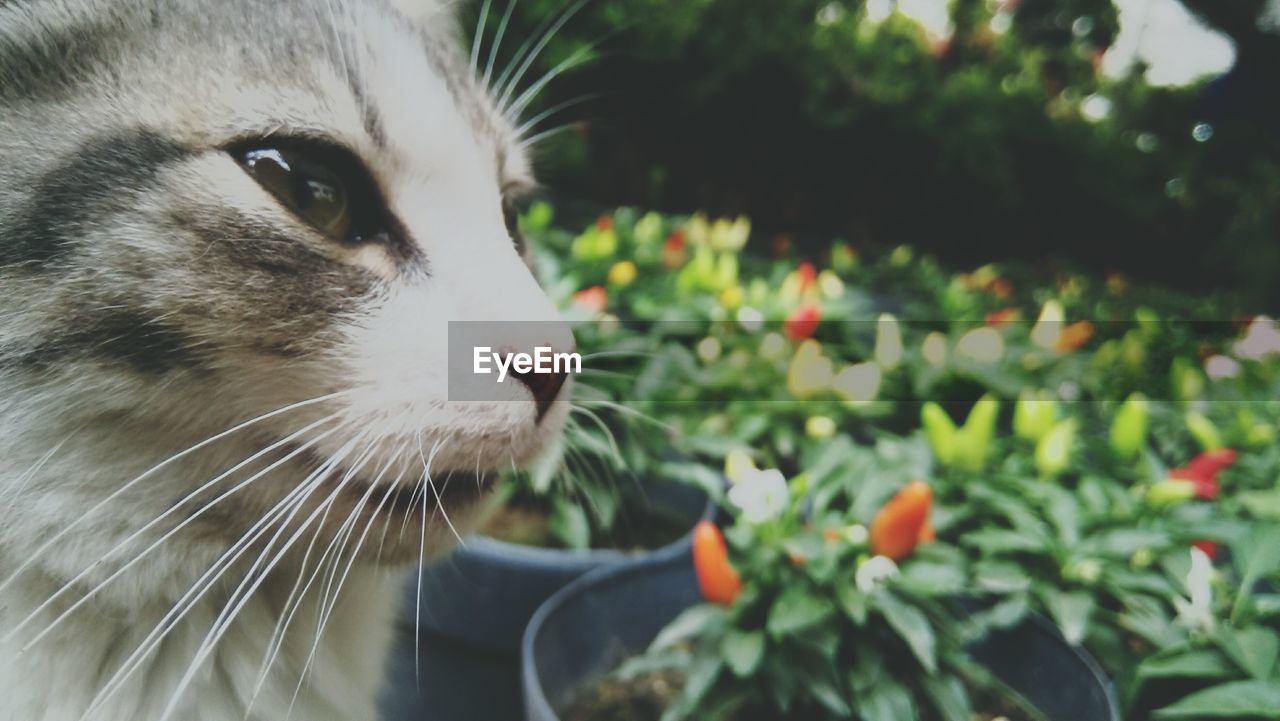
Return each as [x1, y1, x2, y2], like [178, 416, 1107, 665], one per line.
[385, 0, 458, 26]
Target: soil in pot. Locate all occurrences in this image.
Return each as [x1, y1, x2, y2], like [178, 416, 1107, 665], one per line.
[560, 670, 1037, 721]
[480, 495, 693, 551]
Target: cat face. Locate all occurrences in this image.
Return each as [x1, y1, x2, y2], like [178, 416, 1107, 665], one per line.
[0, 0, 572, 598]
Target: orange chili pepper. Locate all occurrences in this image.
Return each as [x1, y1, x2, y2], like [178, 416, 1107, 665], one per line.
[1054, 320, 1095, 352]
[917, 521, 936, 544]
[692, 521, 741, 605]
[870, 481, 933, 561]
[572, 286, 608, 314]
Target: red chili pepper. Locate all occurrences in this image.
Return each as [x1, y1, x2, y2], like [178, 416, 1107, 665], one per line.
[1169, 448, 1237, 500]
[595, 214, 614, 232]
[572, 286, 608, 314]
[797, 262, 817, 291]
[1184, 449, 1237, 480]
[870, 481, 933, 561]
[692, 521, 741, 605]
[989, 278, 1013, 299]
[985, 308, 1020, 327]
[1192, 539, 1218, 558]
[661, 232, 687, 268]
[785, 303, 822, 341]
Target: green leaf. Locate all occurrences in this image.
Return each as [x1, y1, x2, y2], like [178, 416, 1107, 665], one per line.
[1217, 626, 1280, 680]
[549, 502, 591, 549]
[856, 675, 918, 721]
[969, 595, 1031, 633]
[1234, 526, 1280, 623]
[1043, 590, 1094, 645]
[973, 561, 1034, 594]
[963, 527, 1049, 554]
[656, 461, 726, 501]
[1081, 529, 1171, 558]
[721, 629, 765, 678]
[681, 655, 724, 711]
[650, 605, 726, 652]
[1043, 486, 1082, 546]
[767, 586, 836, 638]
[921, 674, 971, 721]
[836, 580, 870, 625]
[875, 592, 938, 673]
[899, 561, 967, 596]
[806, 674, 853, 717]
[1138, 648, 1236, 680]
[1239, 490, 1280, 521]
[1154, 680, 1280, 719]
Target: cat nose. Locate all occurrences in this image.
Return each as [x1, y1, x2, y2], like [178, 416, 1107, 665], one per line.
[504, 345, 574, 422]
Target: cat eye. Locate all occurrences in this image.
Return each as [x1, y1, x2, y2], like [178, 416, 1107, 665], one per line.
[231, 141, 388, 245]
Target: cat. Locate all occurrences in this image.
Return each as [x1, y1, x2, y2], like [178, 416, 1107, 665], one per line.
[0, 1, 574, 719]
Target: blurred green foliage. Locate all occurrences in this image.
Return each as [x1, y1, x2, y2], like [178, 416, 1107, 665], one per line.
[465, 0, 1280, 310]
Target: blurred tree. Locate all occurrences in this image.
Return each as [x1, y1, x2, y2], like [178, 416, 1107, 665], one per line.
[469, 0, 1280, 309]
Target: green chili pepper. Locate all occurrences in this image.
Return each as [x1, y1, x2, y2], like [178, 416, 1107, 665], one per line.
[1146, 478, 1197, 506]
[957, 395, 999, 471]
[1185, 411, 1224, 451]
[1110, 393, 1150, 460]
[1014, 389, 1057, 442]
[1035, 418, 1077, 478]
[921, 402, 958, 466]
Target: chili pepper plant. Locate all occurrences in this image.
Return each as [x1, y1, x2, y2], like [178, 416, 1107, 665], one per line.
[507, 205, 1280, 719]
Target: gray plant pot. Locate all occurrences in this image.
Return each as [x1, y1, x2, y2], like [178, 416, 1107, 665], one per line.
[404, 476, 715, 654]
[522, 548, 1122, 721]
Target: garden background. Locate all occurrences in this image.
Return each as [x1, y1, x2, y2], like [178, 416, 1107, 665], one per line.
[478, 0, 1279, 311]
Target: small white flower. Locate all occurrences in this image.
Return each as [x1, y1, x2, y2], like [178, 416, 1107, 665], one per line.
[844, 524, 869, 546]
[1174, 547, 1216, 634]
[737, 305, 764, 332]
[832, 362, 882, 404]
[760, 332, 787, 359]
[1205, 354, 1243, 380]
[727, 468, 789, 523]
[921, 332, 948, 367]
[1031, 300, 1065, 350]
[696, 336, 722, 363]
[1234, 316, 1280, 361]
[956, 327, 1005, 363]
[874, 313, 904, 370]
[856, 555, 900, 593]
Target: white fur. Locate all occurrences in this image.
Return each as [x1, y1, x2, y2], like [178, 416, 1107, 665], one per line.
[0, 1, 571, 719]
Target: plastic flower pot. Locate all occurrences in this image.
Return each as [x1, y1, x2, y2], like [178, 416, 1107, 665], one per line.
[404, 476, 715, 654]
[522, 549, 1122, 721]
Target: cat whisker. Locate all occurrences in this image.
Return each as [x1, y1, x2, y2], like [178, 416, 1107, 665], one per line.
[495, 0, 591, 114]
[513, 92, 601, 139]
[8, 412, 352, 648]
[482, 0, 519, 91]
[0, 390, 352, 599]
[282, 441, 412, 721]
[153, 431, 393, 721]
[505, 44, 601, 124]
[469, 0, 494, 75]
[82, 428, 371, 720]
